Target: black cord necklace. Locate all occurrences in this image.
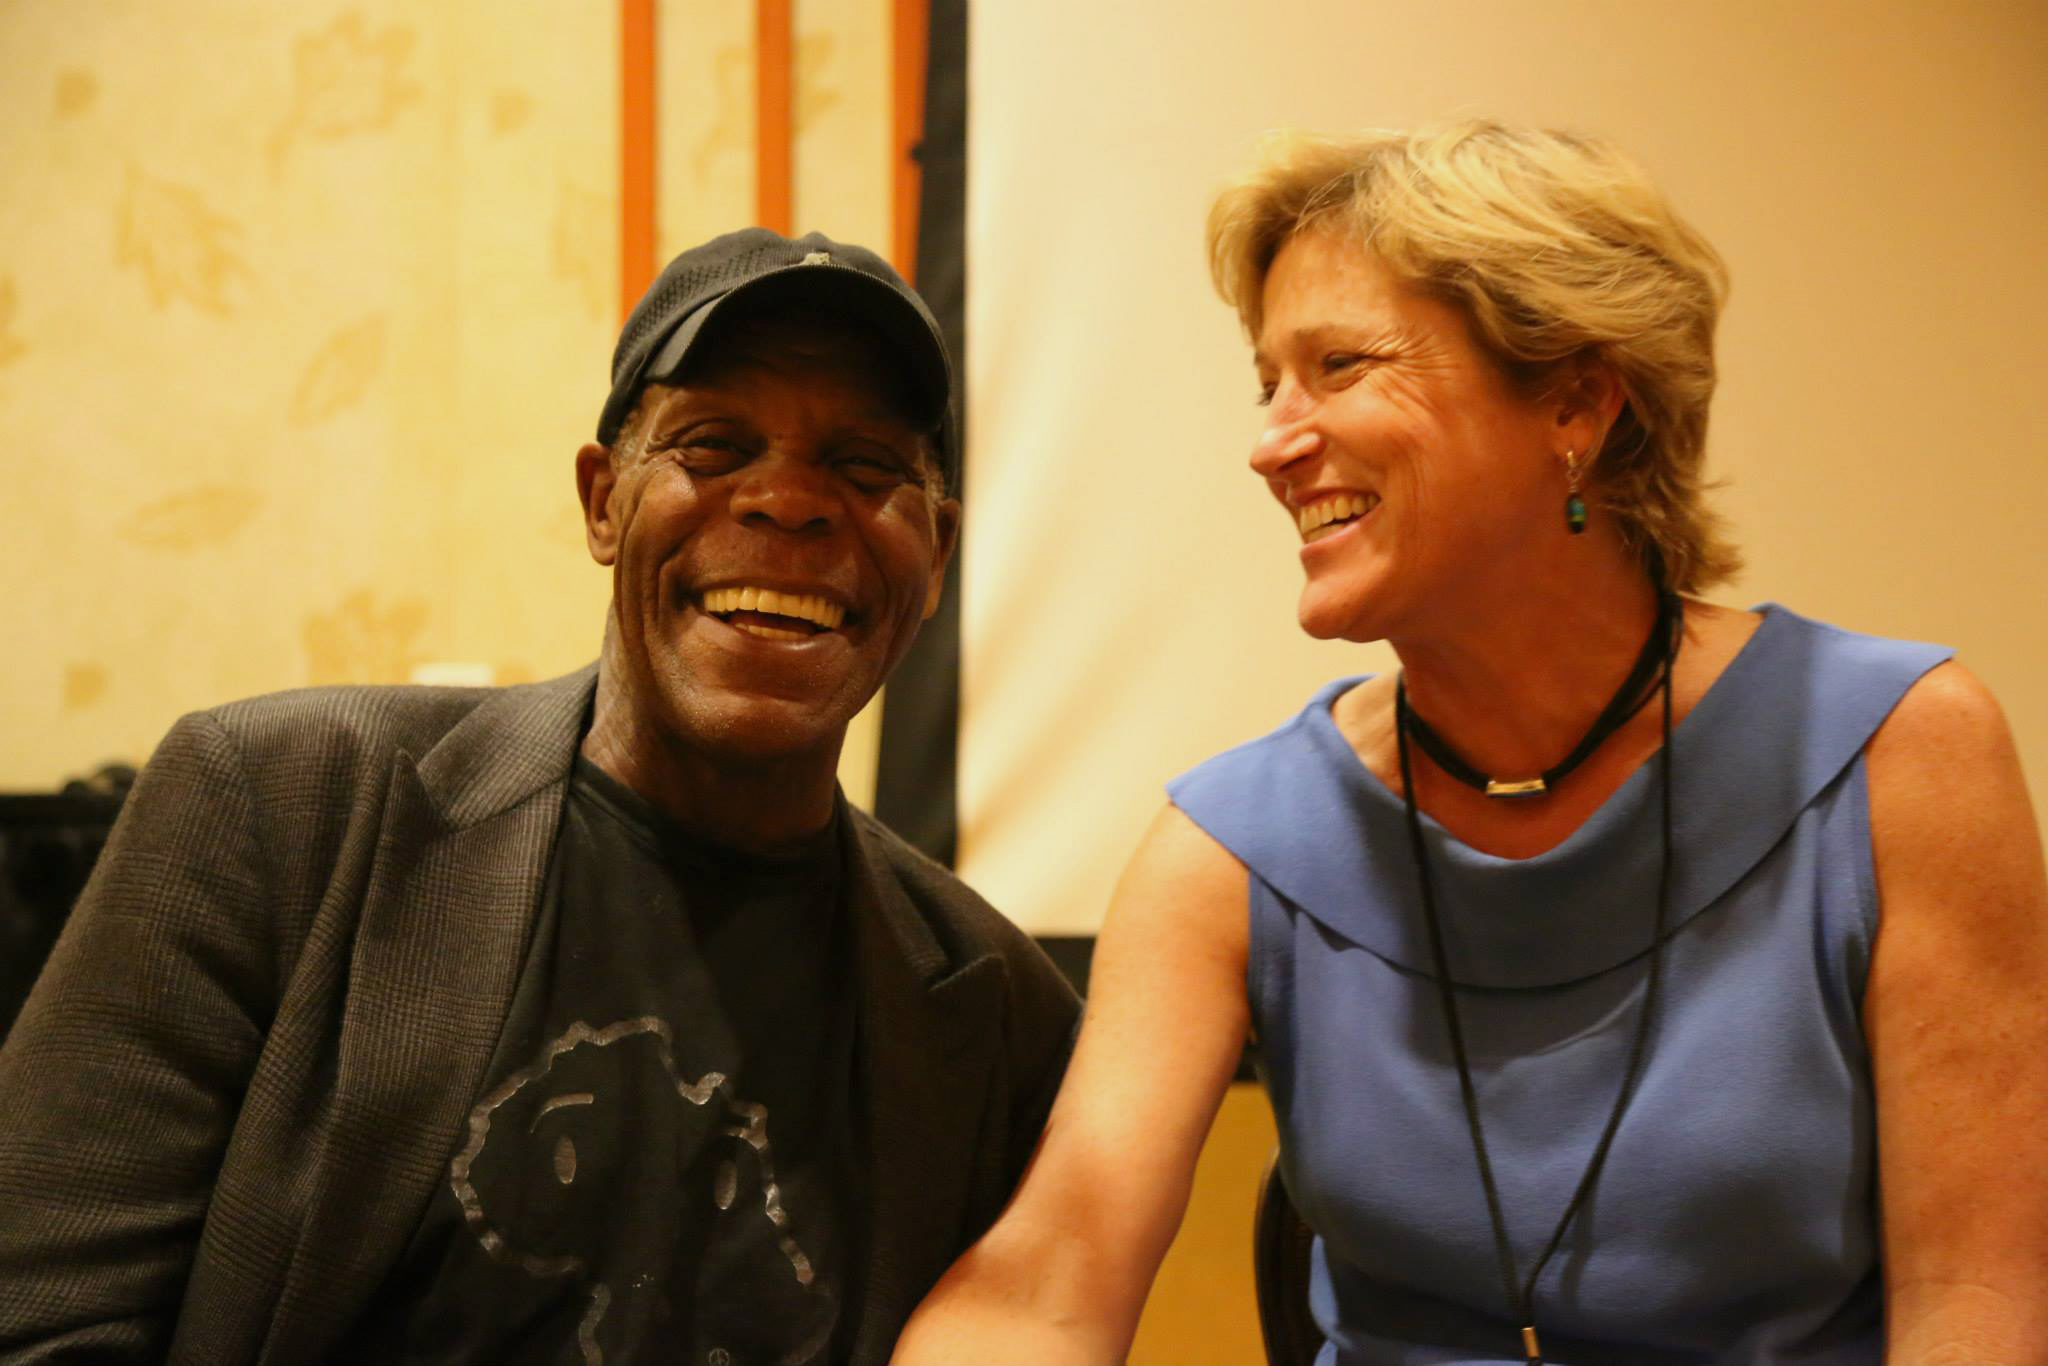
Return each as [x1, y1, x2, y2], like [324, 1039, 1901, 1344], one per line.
[1401, 590, 1680, 798]
[1393, 588, 1680, 1366]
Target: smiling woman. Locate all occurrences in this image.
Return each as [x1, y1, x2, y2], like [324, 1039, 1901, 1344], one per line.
[891, 121, 2048, 1366]
[1218, 125, 1736, 601]
[1248, 232, 1591, 648]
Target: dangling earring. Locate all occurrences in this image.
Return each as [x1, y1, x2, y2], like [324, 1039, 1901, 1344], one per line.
[1563, 449, 1588, 535]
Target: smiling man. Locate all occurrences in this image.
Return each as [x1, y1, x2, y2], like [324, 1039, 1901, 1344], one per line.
[0, 229, 1080, 1366]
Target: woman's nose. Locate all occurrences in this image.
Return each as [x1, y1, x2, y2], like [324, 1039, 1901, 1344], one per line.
[1250, 388, 1321, 477]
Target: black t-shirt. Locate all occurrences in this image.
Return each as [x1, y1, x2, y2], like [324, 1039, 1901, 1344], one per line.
[338, 758, 861, 1366]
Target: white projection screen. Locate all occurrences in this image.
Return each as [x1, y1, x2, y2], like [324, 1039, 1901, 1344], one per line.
[954, 1, 2048, 935]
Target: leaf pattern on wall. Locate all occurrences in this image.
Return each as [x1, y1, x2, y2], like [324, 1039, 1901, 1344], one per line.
[117, 167, 250, 316]
[304, 589, 428, 685]
[62, 664, 108, 711]
[691, 45, 751, 179]
[291, 315, 387, 425]
[688, 34, 839, 178]
[121, 485, 264, 552]
[552, 178, 609, 318]
[54, 70, 98, 118]
[269, 11, 420, 169]
[794, 35, 842, 135]
[0, 279, 26, 369]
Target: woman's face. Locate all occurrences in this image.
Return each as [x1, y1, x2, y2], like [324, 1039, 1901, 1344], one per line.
[1251, 231, 1563, 643]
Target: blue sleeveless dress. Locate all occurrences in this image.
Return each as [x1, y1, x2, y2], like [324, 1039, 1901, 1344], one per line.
[1168, 606, 1951, 1365]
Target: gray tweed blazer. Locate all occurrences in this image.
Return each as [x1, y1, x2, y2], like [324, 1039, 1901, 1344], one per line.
[0, 666, 1078, 1365]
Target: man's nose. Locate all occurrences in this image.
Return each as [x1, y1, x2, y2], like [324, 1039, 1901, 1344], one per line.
[1249, 383, 1321, 477]
[728, 451, 836, 532]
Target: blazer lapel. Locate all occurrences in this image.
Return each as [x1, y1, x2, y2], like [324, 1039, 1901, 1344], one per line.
[257, 669, 593, 1366]
[843, 821, 1007, 1365]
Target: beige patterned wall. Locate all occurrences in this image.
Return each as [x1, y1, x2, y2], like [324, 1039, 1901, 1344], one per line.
[2, 1, 899, 797]
[1, 2, 616, 785]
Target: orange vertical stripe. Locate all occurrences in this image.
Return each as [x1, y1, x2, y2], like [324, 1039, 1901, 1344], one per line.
[756, 0, 794, 234]
[619, 0, 659, 321]
[889, 0, 928, 279]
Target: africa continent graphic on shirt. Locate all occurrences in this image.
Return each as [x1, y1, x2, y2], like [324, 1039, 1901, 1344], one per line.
[450, 1015, 831, 1366]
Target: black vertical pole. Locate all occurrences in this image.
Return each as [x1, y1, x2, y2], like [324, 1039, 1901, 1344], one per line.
[873, 0, 967, 865]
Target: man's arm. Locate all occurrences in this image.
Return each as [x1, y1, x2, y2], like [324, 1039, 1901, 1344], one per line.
[0, 711, 278, 1361]
[891, 804, 1250, 1364]
[1864, 662, 2048, 1364]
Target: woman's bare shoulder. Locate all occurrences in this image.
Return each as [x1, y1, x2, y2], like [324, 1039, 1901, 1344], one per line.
[1863, 658, 2042, 967]
[1869, 657, 2009, 757]
[1864, 659, 2034, 874]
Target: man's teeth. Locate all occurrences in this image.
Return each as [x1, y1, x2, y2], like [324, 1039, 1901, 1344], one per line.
[1298, 493, 1379, 539]
[699, 586, 846, 630]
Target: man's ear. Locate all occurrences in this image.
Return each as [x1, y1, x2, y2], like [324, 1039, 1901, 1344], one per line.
[575, 442, 621, 566]
[922, 496, 962, 619]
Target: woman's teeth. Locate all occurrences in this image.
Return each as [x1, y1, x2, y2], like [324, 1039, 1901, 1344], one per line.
[1298, 492, 1379, 541]
[700, 586, 846, 639]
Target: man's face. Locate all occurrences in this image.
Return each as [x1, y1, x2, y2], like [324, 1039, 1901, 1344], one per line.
[578, 313, 958, 764]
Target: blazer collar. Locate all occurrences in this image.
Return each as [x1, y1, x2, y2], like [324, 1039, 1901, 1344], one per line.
[411, 663, 598, 829]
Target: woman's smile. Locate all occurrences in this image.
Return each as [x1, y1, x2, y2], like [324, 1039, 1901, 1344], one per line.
[1296, 491, 1380, 543]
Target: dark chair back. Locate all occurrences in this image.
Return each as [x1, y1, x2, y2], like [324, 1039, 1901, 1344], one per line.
[0, 778, 129, 1039]
[1252, 1145, 1324, 1366]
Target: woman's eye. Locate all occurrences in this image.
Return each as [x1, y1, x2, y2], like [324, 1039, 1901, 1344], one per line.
[1255, 382, 1277, 407]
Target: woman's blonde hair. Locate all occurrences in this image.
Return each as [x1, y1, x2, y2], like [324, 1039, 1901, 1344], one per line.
[1208, 120, 1740, 592]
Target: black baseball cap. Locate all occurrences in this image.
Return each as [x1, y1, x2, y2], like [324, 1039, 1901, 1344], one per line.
[597, 227, 957, 486]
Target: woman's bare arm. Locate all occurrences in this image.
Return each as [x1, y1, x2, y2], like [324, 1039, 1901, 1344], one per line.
[1865, 661, 2048, 1364]
[890, 804, 1252, 1364]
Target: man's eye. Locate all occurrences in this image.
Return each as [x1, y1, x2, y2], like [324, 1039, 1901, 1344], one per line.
[671, 435, 750, 469]
[1321, 352, 1365, 375]
[838, 450, 914, 487]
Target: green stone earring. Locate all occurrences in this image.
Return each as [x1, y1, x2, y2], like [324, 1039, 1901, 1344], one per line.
[1564, 449, 1588, 534]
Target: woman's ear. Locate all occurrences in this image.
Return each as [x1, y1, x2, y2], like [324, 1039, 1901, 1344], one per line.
[1553, 351, 1628, 460]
